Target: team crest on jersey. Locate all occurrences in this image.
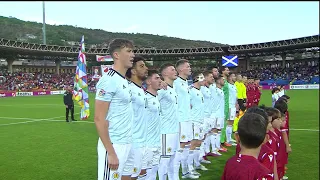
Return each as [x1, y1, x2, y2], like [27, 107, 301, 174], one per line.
[167, 147, 172, 153]
[133, 167, 137, 173]
[112, 172, 119, 179]
[195, 133, 199, 137]
[123, 85, 126, 89]
[181, 135, 186, 140]
[98, 89, 106, 97]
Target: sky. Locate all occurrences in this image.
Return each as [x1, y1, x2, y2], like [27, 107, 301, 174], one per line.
[0, 1, 319, 45]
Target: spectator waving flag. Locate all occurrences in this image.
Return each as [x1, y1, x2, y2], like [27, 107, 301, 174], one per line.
[222, 55, 238, 67]
[73, 35, 90, 120]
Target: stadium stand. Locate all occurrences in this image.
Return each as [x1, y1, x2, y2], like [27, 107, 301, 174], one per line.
[1, 60, 318, 92]
[240, 62, 319, 85]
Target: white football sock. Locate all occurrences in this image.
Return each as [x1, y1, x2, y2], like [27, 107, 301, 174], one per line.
[181, 148, 189, 175]
[187, 149, 194, 171]
[158, 156, 170, 180]
[194, 147, 201, 167]
[199, 142, 205, 160]
[204, 135, 211, 154]
[216, 131, 221, 149]
[168, 153, 177, 180]
[226, 125, 233, 143]
[210, 133, 217, 152]
[173, 149, 182, 179]
[146, 165, 159, 180]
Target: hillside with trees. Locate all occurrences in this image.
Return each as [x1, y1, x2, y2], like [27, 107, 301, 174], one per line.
[0, 16, 226, 49]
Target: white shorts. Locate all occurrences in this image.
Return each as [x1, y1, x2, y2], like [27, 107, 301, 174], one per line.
[145, 146, 161, 168]
[217, 117, 225, 129]
[193, 123, 204, 140]
[204, 117, 214, 132]
[131, 146, 147, 177]
[97, 138, 134, 180]
[211, 117, 218, 129]
[229, 107, 236, 120]
[179, 121, 193, 142]
[161, 133, 179, 156]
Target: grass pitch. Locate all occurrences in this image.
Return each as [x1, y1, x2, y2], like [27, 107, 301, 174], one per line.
[0, 90, 319, 180]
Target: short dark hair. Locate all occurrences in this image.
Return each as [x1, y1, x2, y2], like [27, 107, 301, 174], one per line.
[108, 38, 134, 58]
[220, 66, 228, 74]
[272, 87, 280, 94]
[260, 105, 281, 122]
[203, 70, 212, 77]
[216, 75, 224, 82]
[246, 107, 268, 124]
[238, 113, 267, 149]
[192, 71, 202, 83]
[147, 69, 159, 79]
[274, 100, 288, 113]
[159, 63, 175, 74]
[125, 55, 145, 78]
[227, 72, 235, 80]
[282, 95, 290, 99]
[207, 65, 218, 71]
[277, 97, 288, 103]
[175, 59, 189, 69]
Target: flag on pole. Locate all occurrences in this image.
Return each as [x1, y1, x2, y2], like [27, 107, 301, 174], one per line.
[222, 55, 239, 67]
[73, 35, 90, 120]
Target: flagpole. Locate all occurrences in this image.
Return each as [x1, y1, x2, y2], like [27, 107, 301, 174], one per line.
[42, 1, 46, 45]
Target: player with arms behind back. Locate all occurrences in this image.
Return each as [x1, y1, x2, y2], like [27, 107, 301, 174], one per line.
[94, 39, 135, 180]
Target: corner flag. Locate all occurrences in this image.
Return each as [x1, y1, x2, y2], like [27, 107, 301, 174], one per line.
[73, 35, 90, 120]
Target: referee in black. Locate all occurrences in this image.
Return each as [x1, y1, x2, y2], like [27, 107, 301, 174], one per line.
[63, 86, 76, 122]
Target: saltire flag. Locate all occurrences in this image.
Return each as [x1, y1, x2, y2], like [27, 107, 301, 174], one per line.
[222, 55, 238, 67]
[73, 35, 90, 120]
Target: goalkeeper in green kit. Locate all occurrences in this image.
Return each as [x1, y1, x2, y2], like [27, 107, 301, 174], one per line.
[220, 67, 230, 145]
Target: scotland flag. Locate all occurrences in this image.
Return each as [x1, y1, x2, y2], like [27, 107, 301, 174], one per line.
[222, 55, 238, 67]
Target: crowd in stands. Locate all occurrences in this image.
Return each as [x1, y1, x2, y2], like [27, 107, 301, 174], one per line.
[240, 62, 319, 84]
[0, 69, 96, 91]
[0, 61, 318, 91]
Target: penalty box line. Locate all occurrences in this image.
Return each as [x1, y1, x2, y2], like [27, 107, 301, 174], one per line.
[0, 113, 94, 126]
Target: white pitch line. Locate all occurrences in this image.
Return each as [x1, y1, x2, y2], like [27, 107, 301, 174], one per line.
[0, 119, 46, 126]
[290, 128, 319, 132]
[1, 116, 317, 131]
[0, 104, 82, 108]
[0, 113, 84, 126]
